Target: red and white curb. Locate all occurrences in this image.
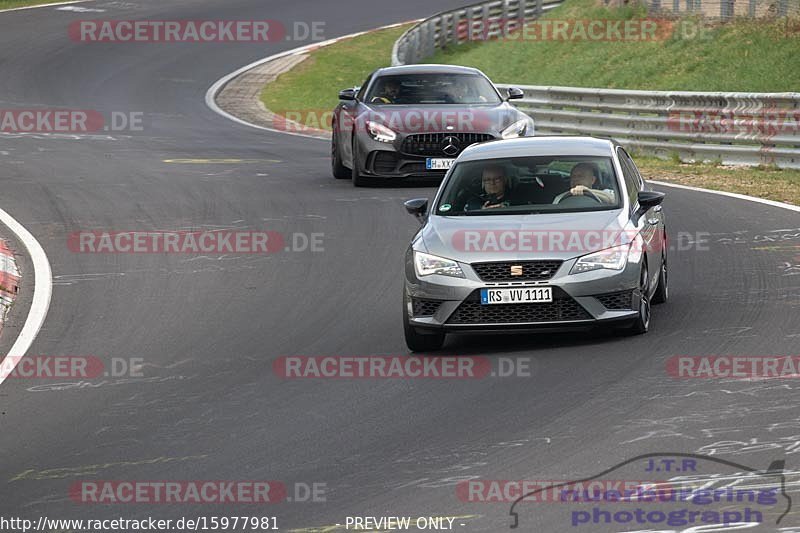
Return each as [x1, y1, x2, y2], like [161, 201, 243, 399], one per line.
[0, 239, 20, 334]
[205, 20, 419, 141]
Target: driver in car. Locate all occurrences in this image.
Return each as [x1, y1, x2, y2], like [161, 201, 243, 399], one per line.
[553, 162, 616, 204]
[465, 165, 511, 210]
[371, 79, 401, 104]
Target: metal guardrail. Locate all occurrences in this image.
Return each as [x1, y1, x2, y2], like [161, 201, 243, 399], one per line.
[392, 0, 800, 167]
[639, 0, 800, 20]
[391, 0, 564, 66]
[497, 84, 800, 168]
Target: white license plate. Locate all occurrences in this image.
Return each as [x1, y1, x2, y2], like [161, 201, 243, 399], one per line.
[426, 158, 455, 170]
[480, 287, 553, 305]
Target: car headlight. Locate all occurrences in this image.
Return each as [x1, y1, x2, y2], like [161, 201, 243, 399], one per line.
[414, 251, 465, 278]
[500, 118, 531, 139]
[366, 121, 397, 143]
[571, 244, 630, 274]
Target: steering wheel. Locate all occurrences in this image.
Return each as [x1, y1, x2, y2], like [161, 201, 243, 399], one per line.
[557, 189, 603, 204]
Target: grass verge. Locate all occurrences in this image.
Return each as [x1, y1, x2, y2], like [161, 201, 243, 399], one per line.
[635, 156, 800, 205]
[429, 0, 800, 91]
[261, 24, 410, 119]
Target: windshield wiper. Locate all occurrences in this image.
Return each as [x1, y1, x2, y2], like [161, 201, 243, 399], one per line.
[462, 209, 545, 216]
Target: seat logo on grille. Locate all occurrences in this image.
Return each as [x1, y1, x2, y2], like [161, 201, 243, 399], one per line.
[441, 136, 460, 156]
[510, 265, 523, 276]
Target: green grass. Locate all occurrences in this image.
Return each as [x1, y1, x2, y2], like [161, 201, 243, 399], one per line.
[634, 156, 800, 205]
[0, 0, 77, 8]
[263, 0, 800, 110]
[261, 24, 411, 118]
[429, 0, 800, 91]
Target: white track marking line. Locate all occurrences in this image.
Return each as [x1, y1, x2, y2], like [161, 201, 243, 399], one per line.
[650, 180, 800, 213]
[0, 0, 91, 14]
[0, 207, 53, 387]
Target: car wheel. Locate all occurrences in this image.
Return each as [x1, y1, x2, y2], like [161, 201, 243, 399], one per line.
[331, 127, 350, 179]
[351, 138, 370, 187]
[403, 297, 445, 351]
[652, 245, 668, 305]
[626, 262, 651, 335]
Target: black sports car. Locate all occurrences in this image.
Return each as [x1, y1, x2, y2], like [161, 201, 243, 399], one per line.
[331, 64, 535, 186]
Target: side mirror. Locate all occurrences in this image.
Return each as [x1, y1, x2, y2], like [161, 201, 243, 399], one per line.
[633, 190, 665, 224]
[404, 198, 429, 223]
[338, 88, 357, 101]
[507, 87, 524, 100]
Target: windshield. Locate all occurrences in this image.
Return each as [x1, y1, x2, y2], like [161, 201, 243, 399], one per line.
[436, 156, 622, 216]
[365, 73, 502, 105]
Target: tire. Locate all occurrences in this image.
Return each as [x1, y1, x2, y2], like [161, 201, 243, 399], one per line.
[351, 137, 370, 187]
[403, 297, 445, 351]
[626, 262, 651, 335]
[331, 128, 350, 179]
[652, 247, 668, 305]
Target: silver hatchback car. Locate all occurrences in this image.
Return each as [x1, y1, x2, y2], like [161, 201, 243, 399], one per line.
[402, 136, 668, 351]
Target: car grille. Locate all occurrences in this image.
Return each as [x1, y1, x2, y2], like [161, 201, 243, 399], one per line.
[595, 290, 635, 310]
[471, 261, 563, 282]
[447, 289, 591, 325]
[412, 298, 443, 317]
[401, 133, 495, 156]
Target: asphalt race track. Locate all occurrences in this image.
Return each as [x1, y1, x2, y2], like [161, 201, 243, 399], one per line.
[0, 1, 798, 531]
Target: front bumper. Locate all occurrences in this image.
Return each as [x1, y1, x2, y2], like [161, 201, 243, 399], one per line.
[404, 252, 642, 332]
[355, 131, 497, 179]
[362, 150, 448, 178]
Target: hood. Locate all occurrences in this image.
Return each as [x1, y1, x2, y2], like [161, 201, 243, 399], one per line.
[420, 210, 631, 263]
[357, 103, 527, 136]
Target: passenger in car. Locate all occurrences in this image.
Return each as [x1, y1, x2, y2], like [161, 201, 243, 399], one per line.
[553, 162, 616, 204]
[465, 165, 511, 210]
[445, 77, 487, 104]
